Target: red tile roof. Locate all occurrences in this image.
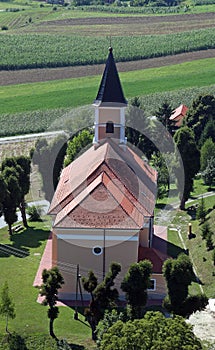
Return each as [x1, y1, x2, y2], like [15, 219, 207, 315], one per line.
[49, 138, 157, 229]
[170, 104, 188, 126]
[138, 246, 169, 273]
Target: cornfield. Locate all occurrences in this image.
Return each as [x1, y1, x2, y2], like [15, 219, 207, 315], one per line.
[0, 28, 215, 70]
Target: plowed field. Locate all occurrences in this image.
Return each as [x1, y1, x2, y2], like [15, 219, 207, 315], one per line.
[0, 49, 214, 86]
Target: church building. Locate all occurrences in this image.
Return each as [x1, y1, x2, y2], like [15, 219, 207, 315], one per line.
[48, 47, 167, 303]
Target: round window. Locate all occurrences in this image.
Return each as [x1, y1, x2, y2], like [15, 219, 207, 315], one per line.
[92, 246, 103, 256]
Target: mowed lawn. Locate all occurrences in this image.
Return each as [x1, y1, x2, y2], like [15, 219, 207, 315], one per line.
[0, 219, 94, 348]
[0, 57, 214, 114]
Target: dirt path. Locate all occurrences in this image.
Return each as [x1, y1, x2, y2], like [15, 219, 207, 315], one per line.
[0, 49, 214, 86]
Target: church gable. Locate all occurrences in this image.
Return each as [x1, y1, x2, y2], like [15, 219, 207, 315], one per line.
[49, 139, 157, 219]
[54, 171, 144, 229]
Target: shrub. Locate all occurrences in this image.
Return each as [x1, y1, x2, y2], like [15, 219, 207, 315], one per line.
[8, 333, 27, 350]
[57, 339, 71, 349]
[182, 294, 208, 317]
[201, 222, 211, 240]
[1, 25, 8, 31]
[26, 205, 42, 221]
[196, 197, 206, 223]
[206, 231, 214, 251]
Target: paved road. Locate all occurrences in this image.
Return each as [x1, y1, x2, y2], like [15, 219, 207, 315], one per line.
[0, 130, 66, 144]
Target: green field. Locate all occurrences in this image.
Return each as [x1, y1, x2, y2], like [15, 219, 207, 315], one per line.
[0, 29, 214, 70]
[0, 57, 214, 113]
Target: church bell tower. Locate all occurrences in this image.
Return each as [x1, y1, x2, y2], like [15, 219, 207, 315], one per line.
[93, 47, 127, 147]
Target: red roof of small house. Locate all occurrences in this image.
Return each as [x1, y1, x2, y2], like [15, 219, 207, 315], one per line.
[170, 104, 188, 126]
[49, 138, 157, 229]
[138, 246, 169, 274]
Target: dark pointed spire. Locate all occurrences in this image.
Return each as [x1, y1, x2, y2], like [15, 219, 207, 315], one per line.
[94, 47, 127, 107]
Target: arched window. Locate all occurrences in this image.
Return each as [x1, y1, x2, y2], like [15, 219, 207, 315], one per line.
[106, 121, 114, 134]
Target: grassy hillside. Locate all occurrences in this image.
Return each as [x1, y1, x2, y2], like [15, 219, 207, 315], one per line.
[0, 58, 214, 114]
[168, 191, 215, 297]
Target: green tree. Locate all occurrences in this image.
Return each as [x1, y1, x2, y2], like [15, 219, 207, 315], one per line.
[121, 260, 152, 319]
[40, 267, 64, 340]
[151, 152, 170, 198]
[196, 197, 206, 223]
[186, 94, 215, 144]
[0, 173, 6, 217]
[202, 156, 215, 187]
[26, 205, 42, 222]
[1, 167, 21, 237]
[2, 156, 31, 228]
[200, 138, 215, 171]
[15, 156, 31, 227]
[0, 281, 16, 334]
[201, 222, 212, 240]
[126, 100, 156, 159]
[82, 262, 121, 340]
[163, 254, 194, 315]
[174, 127, 200, 210]
[163, 253, 207, 317]
[155, 101, 175, 135]
[199, 118, 215, 147]
[206, 231, 214, 251]
[99, 311, 203, 350]
[96, 309, 126, 348]
[64, 129, 93, 167]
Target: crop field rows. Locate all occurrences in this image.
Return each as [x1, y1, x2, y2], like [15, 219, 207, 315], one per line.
[0, 28, 215, 70]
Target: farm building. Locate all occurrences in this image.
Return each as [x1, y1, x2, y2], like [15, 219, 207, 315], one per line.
[170, 104, 188, 127]
[48, 47, 168, 303]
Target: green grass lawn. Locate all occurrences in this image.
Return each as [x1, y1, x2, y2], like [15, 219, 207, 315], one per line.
[0, 219, 95, 349]
[167, 194, 215, 297]
[0, 57, 214, 114]
[156, 176, 215, 297]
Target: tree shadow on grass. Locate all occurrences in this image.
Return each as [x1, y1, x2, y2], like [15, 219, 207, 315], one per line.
[70, 344, 85, 350]
[186, 205, 197, 220]
[0, 225, 50, 259]
[155, 203, 174, 210]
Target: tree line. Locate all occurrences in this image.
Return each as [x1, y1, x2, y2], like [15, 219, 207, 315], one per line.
[72, 0, 182, 7]
[128, 93, 215, 209]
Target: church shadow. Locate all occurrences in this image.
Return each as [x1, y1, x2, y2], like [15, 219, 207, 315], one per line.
[0, 225, 50, 259]
[153, 235, 186, 259]
[167, 241, 187, 258]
